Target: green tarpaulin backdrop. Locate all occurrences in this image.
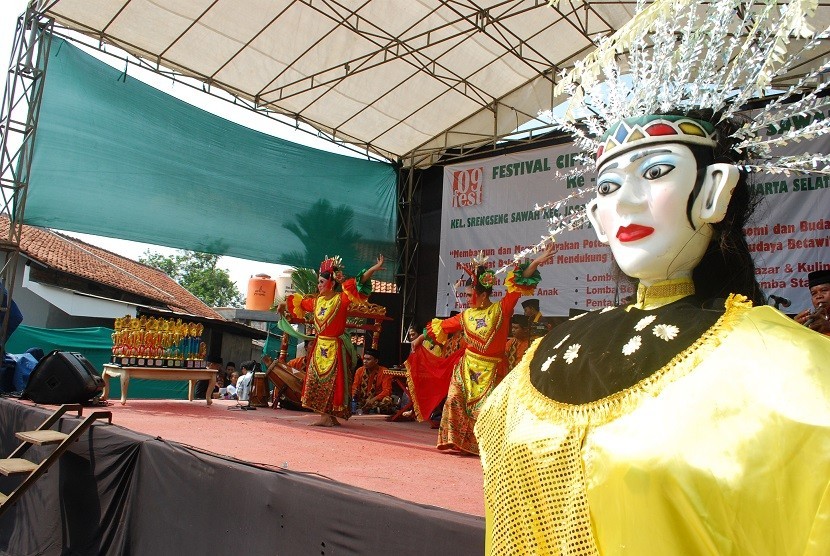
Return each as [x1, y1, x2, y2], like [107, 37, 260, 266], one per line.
[7, 325, 187, 399]
[27, 37, 398, 280]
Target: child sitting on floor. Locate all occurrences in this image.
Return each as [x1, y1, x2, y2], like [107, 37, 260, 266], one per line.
[222, 371, 239, 400]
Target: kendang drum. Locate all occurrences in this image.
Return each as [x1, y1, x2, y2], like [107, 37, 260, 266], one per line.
[265, 358, 306, 411]
[250, 372, 269, 407]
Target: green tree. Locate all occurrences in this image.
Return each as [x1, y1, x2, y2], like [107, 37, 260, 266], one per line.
[140, 250, 244, 308]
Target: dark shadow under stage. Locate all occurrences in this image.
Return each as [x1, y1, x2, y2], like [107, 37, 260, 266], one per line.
[0, 397, 484, 555]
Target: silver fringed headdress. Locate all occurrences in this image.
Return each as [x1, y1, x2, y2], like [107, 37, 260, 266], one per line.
[556, 0, 830, 173]
[506, 0, 830, 267]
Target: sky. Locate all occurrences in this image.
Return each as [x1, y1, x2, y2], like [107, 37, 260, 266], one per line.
[0, 1, 363, 300]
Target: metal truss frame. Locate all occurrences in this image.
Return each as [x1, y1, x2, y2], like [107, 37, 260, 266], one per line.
[396, 159, 422, 340]
[0, 7, 53, 351]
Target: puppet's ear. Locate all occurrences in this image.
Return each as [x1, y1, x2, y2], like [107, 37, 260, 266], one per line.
[696, 163, 739, 224]
[586, 198, 609, 243]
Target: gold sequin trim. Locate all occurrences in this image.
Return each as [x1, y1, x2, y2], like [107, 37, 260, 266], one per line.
[634, 277, 695, 310]
[516, 293, 752, 427]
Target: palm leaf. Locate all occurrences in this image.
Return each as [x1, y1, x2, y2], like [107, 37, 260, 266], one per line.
[290, 267, 318, 296]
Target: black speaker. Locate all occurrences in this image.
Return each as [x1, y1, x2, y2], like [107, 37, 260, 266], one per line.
[23, 350, 104, 404]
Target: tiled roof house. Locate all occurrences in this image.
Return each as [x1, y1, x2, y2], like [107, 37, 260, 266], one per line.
[0, 216, 222, 328]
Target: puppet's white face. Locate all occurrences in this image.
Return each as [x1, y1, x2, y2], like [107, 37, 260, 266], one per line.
[589, 143, 714, 285]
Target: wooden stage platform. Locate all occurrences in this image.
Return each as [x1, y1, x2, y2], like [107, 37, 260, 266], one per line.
[95, 397, 485, 516]
[0, 397, 485, 555]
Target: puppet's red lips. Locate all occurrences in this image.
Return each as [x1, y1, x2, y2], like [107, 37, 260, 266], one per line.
[616, 224, 654, 242]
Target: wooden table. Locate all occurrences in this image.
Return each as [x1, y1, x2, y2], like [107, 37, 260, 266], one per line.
[101, 364, 217, 405]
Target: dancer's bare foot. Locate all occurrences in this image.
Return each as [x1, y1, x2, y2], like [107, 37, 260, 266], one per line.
[309, 415, 340, 427]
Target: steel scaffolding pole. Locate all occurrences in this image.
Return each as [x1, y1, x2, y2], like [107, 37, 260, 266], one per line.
[0, 7, 53, 351]
[397, 157, 421, 340]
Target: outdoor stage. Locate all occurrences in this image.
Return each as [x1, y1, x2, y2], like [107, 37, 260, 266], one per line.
[0, 397, 485, 555]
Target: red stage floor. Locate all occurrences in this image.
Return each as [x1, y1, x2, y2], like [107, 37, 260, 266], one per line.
[63, 398, 485, 516]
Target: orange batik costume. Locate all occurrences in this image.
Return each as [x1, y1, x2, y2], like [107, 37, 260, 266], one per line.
[426, 264, 539, 455]
[504, 334, 530, 372]
[285, 268, 371, 419]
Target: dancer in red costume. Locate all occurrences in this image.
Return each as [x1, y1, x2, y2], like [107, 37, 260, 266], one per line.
[281, 255, 385, 426]
[412, 244, 553, 454]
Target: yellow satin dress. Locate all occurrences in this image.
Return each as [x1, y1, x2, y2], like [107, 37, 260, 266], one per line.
[476, 292, 830, 555]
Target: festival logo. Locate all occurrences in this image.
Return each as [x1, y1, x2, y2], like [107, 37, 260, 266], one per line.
[451, 167, 483, 208]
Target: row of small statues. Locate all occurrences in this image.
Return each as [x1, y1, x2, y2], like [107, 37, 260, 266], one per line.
[112, 315, 206, 360]
[114, 315, 204, 336]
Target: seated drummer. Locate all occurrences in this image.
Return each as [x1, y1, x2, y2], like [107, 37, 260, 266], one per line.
[286, 355, 307, 371]
[351, 348, 395, 415]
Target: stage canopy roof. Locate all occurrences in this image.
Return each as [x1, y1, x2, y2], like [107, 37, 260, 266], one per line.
[36, 0, 830, 168]
[39, 0, 641, 167]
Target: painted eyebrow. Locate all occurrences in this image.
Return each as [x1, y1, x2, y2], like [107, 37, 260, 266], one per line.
[629, 148, 673, 163]
[599, 148, 674, 173]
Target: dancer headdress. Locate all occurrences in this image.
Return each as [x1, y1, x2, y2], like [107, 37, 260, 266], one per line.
[463, 251, 496, 290]
[477, 269, 497, 290]
[319, 255, 344, 280]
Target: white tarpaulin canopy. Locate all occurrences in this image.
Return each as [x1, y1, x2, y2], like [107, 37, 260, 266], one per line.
[38, 0, 639, 166]
[36, 0, 830, 167]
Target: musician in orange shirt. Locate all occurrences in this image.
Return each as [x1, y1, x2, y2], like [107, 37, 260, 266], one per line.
[504, 314, 532, 373]
[351, 348, 395, 415]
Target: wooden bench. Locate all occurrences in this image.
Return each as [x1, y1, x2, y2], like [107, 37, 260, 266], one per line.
[101, 364, 217, 405]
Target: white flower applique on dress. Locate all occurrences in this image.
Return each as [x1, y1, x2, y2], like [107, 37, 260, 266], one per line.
[622, 336, 642, 356]
[634, 315, 657, 331]
[653, 324, 680, 341]
[563, 344, 581, 364]
[553, 334, 570, 350]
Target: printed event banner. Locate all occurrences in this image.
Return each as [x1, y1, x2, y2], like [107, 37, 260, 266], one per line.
[746, 110, 830, 313]
[438, 143, 617, 317]
[438, 111, 830, 317]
